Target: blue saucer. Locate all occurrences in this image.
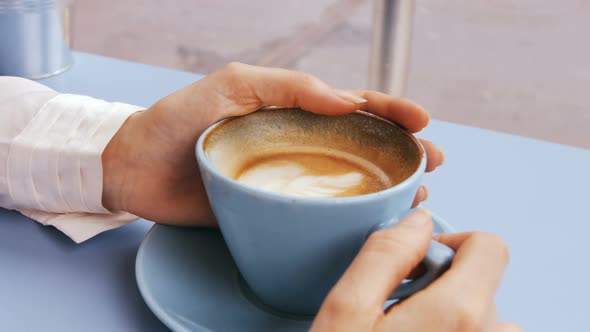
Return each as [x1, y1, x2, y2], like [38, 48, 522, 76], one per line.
[136, 214, 455, 332]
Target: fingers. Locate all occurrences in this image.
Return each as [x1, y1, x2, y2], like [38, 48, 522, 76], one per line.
[420, 139, 444, 172]
[217, 63, 365, 118]
[485, 306, 522, 332]
[320, 210, 433, 314]
[415, 232, 510, 330]
[209, 64, 445, 178]
[435, 232, 510, 300]
[494, 322, 523, 332]
[484, 304, 499, 331]
[411, 186, 428, 208]
[312, 210, 434, 331]
[214, 64, 431, 136]
[381, 232, 510, 331]
[350, 90, 430, 133]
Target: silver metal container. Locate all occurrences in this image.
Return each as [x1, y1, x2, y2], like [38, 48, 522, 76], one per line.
[0, 0, 74, 79]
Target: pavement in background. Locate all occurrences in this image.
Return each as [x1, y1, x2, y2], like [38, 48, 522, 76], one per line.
[72, 0, 589, 149]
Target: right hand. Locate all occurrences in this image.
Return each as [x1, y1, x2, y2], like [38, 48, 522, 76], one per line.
[311, 210, 521, 332]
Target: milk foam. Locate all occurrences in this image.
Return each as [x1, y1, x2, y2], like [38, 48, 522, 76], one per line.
[236, 160, 365, 198]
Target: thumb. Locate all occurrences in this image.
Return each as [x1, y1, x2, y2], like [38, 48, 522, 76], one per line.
[213, 63, 367, 118]
[324, 209, 434, 312]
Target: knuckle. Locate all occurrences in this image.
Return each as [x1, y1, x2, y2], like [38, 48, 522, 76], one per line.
[429, 292, 488, 332]
[456, 313, 485, 332]
[367, 231, 422, 262]
[447, 300, 486, 332]
[295, 71, 321, 86]
[472, 232, 510, 264]
[503, 322, 524, 332]
[221, 62, 246, 77]
[321, 294, 359, 319]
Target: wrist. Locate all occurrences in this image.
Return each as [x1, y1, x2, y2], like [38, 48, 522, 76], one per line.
[102, 111, 142, 212]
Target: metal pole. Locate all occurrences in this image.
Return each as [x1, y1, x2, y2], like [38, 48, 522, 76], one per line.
[368, 0, 415, 97]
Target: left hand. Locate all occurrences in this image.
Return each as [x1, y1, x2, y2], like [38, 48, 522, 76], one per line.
[102, 63, 444, 226]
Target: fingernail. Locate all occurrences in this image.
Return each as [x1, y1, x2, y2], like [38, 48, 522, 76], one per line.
[439, 150, 445, 164]
[334, 89, 367, 104]
[400, 209, 430, 227]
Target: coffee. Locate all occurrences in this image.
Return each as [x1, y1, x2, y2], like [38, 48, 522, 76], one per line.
[233, 147, 391, 198]
[203, 108, 422, 199]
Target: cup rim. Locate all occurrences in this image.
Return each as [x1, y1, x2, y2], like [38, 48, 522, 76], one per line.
[195, 108, 427, 205]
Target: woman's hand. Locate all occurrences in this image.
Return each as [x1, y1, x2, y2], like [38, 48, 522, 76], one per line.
[102, 63, 444, 226]
[311, 210, 520, 332]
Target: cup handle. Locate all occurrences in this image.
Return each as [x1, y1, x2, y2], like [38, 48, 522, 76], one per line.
[370, 213, 456, 300]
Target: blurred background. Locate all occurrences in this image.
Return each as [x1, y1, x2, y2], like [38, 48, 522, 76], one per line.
[72, 0, 589, 149]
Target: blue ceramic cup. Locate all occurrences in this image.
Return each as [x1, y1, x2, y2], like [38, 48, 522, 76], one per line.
[196, 108, 455, 316]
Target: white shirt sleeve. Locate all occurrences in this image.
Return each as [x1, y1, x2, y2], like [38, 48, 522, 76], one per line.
[0, 76, 142, 243]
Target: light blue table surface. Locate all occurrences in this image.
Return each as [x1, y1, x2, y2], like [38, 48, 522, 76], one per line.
[1, 52, 589, 331]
